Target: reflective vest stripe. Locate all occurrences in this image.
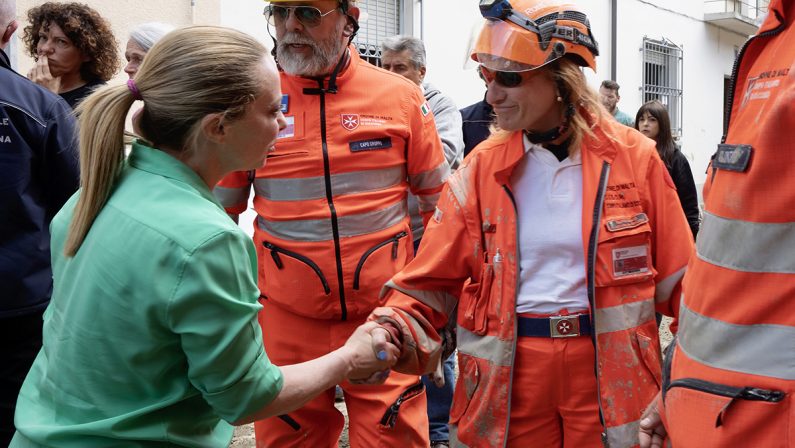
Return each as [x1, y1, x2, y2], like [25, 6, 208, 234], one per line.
[400, 312, 441, 373]
[383, 280, 457, 315]
[409, 162, 450, 192]
[417, 192, 441, 213]
[447, 163, 473, 207]
[678, 302, 795, 380]
[257, 201, 407, 242]
[253, 166, 406, 202]
[214, 186, 249, 208]
[655, 266, 686, 304]
[605, 418, 640, 447]
[457, 326, 513, 367]
[697, 211, 795, 273]
[594, 300, 655, 335]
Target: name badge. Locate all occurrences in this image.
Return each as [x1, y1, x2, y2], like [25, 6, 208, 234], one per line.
[612, 245, 650, 278]
[606, 213, 648, 232]
[349, 137, 392, 152]
[712, 144, 752, 172]
[280, 94, 289, 113]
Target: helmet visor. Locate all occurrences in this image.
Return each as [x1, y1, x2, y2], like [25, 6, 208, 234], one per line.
[471, 19, 548, 72]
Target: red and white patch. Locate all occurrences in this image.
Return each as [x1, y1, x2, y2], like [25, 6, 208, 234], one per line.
[612, 245, 650, 278]
[341, 114, 360, 131]
[556, 320, 573, 335]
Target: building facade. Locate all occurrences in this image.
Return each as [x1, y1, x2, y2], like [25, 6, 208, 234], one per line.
[8, 0, 767, 194]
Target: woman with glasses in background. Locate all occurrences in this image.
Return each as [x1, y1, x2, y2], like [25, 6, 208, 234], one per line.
[636, 100, 700, 237]
[368, 0, 694, 446]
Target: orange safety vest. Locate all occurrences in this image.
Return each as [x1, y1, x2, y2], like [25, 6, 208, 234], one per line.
[372, 113, 693, 447]
[214, 49, 449, 321]
[660, 1, 795, 445]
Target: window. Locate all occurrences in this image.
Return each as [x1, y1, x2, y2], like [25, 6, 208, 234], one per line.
[641, 37, 684, 138]
[353, 0, 402, 65]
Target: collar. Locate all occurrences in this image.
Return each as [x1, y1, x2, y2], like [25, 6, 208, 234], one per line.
[759, 0, 788, 34]
[493, 108, 619, 184]
[0, 48, 11, 71]
[127, 140, 224, 208]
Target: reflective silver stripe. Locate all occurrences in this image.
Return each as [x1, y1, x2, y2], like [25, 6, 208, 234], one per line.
[417, 192, 441, 213]
[212, 186, 249, 208]
[605, 419, 640, 447]
[697, 211, 795, 273]
[253, 166, 406, 202]
[595, 300, 655, 335]
[409, 162, 449, 191]
[447, 164, 472, 207]
[401, 313, 441, 373]
[457, 326, 513, 367]
[257, 201, 407, 242]
[654, 266, 686, 304]
[384, 280, 457, 315]
[678, 302, 795, 380]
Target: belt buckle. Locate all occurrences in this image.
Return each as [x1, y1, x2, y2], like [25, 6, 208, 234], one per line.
[549, 315, 581, 338]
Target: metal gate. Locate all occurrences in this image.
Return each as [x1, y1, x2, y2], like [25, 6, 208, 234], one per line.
[640, 37, 684, 138]
[353, 0, 402, 65]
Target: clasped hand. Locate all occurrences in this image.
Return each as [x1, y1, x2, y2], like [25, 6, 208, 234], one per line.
[341, 321, 400, 385]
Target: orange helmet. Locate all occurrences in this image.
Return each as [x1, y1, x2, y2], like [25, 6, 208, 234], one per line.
[472, 0, 598, 72]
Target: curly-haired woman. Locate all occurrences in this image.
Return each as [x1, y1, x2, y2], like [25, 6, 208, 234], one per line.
[24, 2, 119, 109]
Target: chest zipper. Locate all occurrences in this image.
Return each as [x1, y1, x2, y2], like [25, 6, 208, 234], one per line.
[264, 241, 331, 295]
[353, 231, 408, 290]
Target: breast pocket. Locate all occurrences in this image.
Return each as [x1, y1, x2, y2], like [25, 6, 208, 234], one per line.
[595, 214, 655, 286]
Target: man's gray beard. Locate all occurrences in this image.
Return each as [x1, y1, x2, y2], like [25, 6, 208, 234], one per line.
[277, 22, 346, 77]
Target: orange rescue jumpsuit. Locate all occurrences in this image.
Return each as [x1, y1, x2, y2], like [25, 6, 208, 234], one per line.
[215, 48, 448, 447]
[371, 112, 693, 447]
[659, 0, 795, 445]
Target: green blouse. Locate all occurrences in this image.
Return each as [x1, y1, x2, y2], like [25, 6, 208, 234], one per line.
[12, 142, 283, 447]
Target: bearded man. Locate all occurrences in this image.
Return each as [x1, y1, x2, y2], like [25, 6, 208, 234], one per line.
[213, 1, 449, 446]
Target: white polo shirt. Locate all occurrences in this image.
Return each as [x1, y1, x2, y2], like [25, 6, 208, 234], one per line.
[511, 135, 589, 314]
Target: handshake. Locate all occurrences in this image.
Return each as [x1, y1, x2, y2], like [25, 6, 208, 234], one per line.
[337, 321, 402, 385]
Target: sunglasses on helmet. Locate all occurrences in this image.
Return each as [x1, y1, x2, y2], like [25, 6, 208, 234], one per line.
[264, 4, 338, 28]
[479, 65, 536, 88]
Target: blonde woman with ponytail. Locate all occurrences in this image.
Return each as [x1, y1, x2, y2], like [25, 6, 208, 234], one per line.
[367, 1, 695, 446]
[11, 26, 397, 448]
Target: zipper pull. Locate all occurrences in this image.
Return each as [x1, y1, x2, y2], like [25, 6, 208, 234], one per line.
[493, 248, 503, 264]
[392, 232, 406, 259]
[263, 242, 284, 269]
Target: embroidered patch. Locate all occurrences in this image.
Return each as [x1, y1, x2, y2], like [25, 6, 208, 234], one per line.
[277, 116, 295, 139]
[341, 114, 360, 131]
[433, 207, 443, 223]
[280, 94, 289, 113]
[420, 101, 431, 117]
[349, 137, 392, 152]
[606, 213, 648, 232]
[612, 245, 649, 278]
[712, 144, 752, 172]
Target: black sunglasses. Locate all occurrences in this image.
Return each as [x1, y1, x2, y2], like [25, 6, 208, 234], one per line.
[264, 4, 337, 28]
[479, 66, 531, 88]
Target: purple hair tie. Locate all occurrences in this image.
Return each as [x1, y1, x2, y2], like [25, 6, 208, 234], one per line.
[127, 79, 143, 101]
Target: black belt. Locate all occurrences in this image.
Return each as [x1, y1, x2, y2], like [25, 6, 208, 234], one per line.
[517, 314, 592, 338]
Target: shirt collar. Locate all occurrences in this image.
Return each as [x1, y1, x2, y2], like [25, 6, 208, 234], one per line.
[127, 140, 224, 208]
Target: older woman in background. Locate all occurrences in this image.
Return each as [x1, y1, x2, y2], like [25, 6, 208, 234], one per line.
[124, 22, 174, 78]
[23, 2, 119, 109]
